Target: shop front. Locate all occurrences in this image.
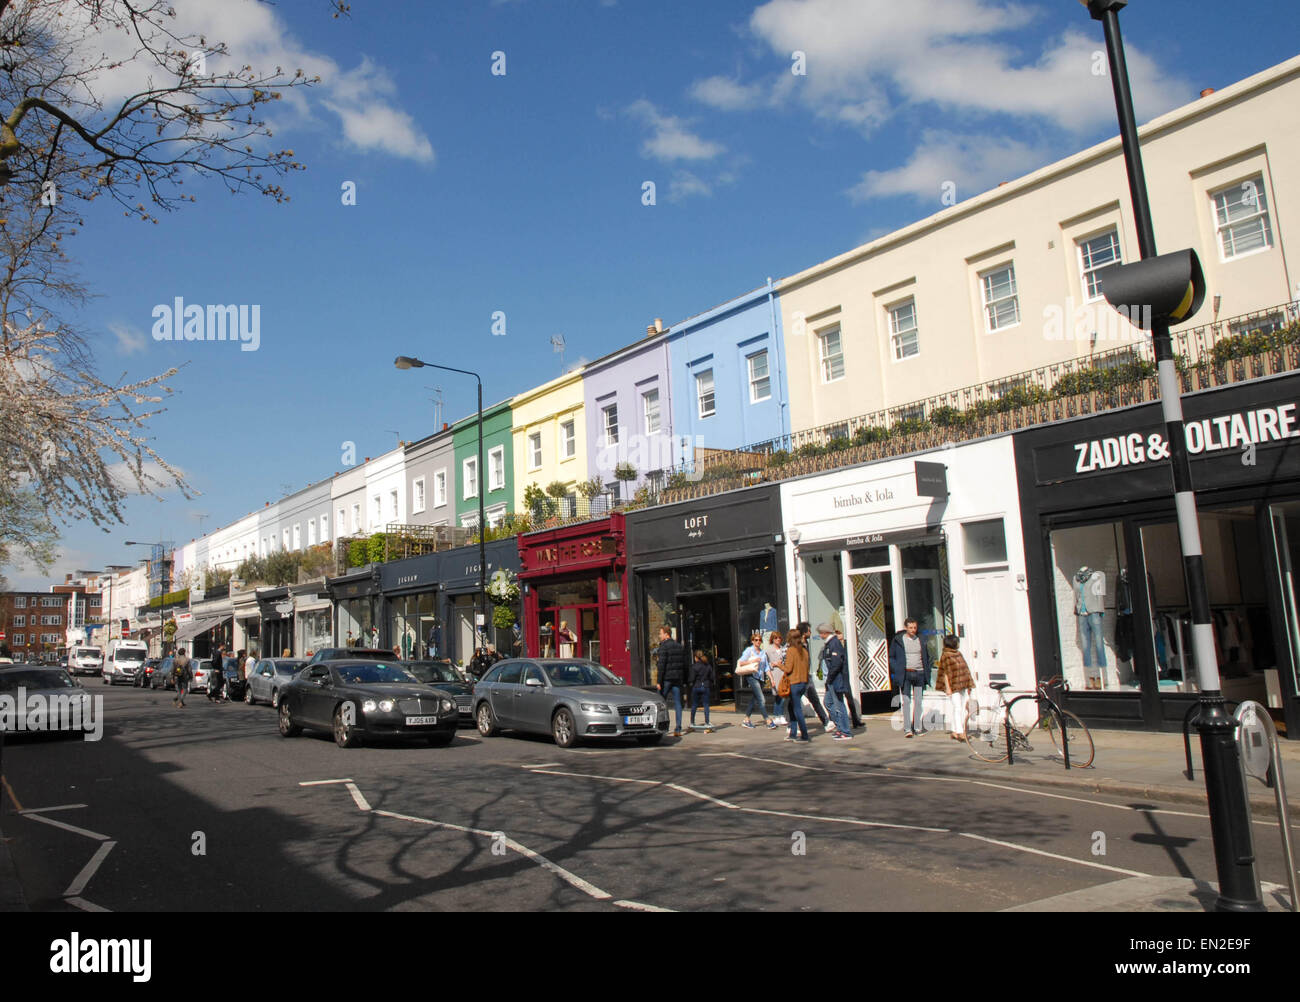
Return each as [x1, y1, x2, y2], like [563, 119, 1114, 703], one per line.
[518, 515, 630, 681]
[258, 586, 295, 657]
[232, 588, 262, 658]
[781, 437, 1032, 720]
[176, 595, 233, 659]
[293, 581, 333, 657]
[1015, 372, 1300, 736]
[626, 485, 787, 694]
[328, 568, 382, 650]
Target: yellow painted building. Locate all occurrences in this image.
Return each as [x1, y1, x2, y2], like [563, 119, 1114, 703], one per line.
[511, 369, 587, 513]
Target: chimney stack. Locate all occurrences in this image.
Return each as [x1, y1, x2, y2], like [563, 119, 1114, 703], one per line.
[1200, 87, 1215, 98]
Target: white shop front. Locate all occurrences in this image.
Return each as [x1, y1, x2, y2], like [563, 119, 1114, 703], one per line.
[780, 436, 1034, 725]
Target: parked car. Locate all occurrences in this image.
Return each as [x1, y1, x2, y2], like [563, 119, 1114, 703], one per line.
[306, 648, 398, 664]
[0, 665, 94, 738]
[277, 659, 458, 748]
[473, 659, 668, 748]
[244, 659, 307, 707]
[134, 658, 162, 688]
[149, 656, 177, 690]
[403, 660, 474, 723]
[190, 658, 216, 692]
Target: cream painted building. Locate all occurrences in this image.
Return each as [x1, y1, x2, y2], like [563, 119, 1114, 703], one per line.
[511, 369, 586, 512]
[779, 56, 1300, 438]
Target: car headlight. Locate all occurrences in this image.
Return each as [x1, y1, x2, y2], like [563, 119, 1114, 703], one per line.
[362, 699, 377, 712]
[441, 698, 454, 712]
[580, 703, 613, 714]
[378, 699, 395, 713]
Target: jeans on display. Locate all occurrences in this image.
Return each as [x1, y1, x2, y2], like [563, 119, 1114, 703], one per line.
[826, 687, 852, 735]
[1079, 612, 1107, 668]
[663, 685, 683, 730]
[744, 674, 769, 721]
[690, 686, 711, 726]
[902, 671, 927, 734]
[787, 682, 809, 740]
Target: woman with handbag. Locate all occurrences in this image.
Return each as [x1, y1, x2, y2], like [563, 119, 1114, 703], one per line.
[737, 632, 775, 729]
[782, 628, 811, 742]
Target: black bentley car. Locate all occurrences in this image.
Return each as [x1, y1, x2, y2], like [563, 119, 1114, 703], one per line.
[402, 659, 474, 723]
[277, 659, 459, 748]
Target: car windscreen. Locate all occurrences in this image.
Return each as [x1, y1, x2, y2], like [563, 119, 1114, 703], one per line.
[408, 664, 460, 684]
[115, 649, 147, 663]
[73, 649, 102, 661]
[542, 663, 620, 687]
[0, 670, 78, 691]
[334, 664, 418, 685]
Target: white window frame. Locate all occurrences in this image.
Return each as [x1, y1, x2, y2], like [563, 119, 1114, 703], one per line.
[888, 300, 920, 361]
[696, 369, 715, 418]
[412, 477, 426, 514]
[747, 350, 771, 403]
[372, 495, 381, 526]
[1077, 229, 1122, 302]
[486, 502, 508, 529]
[307, 521, 316, 546]
[292, 523, 302, 550]
[818, 327, 845, 383]
[463, 457, 479, 500]
[434, 469, 447, 508]
[602, 404, 619, 447]
[13, 615, 24, 627]
[13, 597, 25, 608]
[979, 263, 1020, 332]
[560, 420, 576, 460]
[390, 489, 399, 521]
[282, 528, 290, 550]
[1212, 174, 1273, 261]
[528, 432, 542, 470]
[489, 445, 505, 492]
[352, 503, 361, 533]
[321, 515, 329, 543]
[642, 388, 661, 435]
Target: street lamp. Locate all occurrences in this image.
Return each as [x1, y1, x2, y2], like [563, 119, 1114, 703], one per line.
[1079, 0, 1263, 911]
[395, 355, 488, 658]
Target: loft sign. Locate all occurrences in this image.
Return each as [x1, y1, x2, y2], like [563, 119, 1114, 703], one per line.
[1073, 403, 1300, 473]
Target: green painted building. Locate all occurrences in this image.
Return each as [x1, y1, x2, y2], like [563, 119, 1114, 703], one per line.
[452, 400, 514, 530]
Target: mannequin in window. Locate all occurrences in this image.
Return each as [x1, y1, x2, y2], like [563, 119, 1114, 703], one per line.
[1074, 566, 1106, 687]
[1114, 568, 1135, 684]
[539, 621, 554, 657]
[759, 603, 778, 637]
[556, 620, 577, 659]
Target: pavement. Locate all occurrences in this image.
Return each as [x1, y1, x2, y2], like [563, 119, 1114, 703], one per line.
[673, 703, 1300, 820]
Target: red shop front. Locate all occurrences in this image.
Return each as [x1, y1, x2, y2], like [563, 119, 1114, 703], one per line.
[517, 514, 630, 682]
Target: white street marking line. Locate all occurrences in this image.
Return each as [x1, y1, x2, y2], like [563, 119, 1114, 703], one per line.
[614, 899, 673, 912]
[17, 803, 88, 813]
[20, 809, 110, 842]
[65, 896, 110, 913]
[958, 832, 1150, 878]
[64, 841, 116, 898]
[346, 782, 371, 812]
[529, 769, 949, 834]
[520, 762, 562, 768]
[299, 778, 355, 786]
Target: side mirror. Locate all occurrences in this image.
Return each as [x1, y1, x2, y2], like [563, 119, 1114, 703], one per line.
[524, 676, 544, 687]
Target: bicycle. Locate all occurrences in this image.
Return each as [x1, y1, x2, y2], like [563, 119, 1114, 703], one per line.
[964, 675, 1094, 768]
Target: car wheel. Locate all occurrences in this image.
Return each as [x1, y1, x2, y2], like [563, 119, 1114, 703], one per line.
[475, 702, 498, 737]
[333, 705, 361, 748]
[552, 707, 577, 749]
[636, 734, 664, 746]
[278, 700, 301, 738]
[244, 685, 255, 705]
[270, 688, 280, 709]
[427, 732, 454, 747]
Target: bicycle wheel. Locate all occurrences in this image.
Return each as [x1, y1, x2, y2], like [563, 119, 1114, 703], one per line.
[964, 699, 1009, 763]
[1041, 707, 1095, 768]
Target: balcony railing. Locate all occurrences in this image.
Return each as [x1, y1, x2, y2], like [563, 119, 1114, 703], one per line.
[334, 523, 475, 573]
[525, 300, 1300, 528]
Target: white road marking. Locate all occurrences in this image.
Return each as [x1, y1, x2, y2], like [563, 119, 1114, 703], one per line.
[64, 841, 116, 897]
[17, 803, 88, 812]
[65, 896, 111, 913]
[20, 809, 110, 842]
[520, 762, 562, 769]
[614, 899, 673, 912]
[346, 782, 371, 812]
[529, 768, 950, 833]
[958, 832, 1150, 878]
[298, 778, 355, 786]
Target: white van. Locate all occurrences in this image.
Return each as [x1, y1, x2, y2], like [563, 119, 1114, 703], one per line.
[105, 639, 148, 685]
[69, 645, 105, 677]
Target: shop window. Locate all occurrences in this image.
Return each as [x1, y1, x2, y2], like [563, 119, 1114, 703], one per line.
[1048, 522, 1135, 692]
[642, 572, 677, 684]
[1270, 501, 1300, 697]
[963, 519, 1007, 566]
[900, 539, 951, 665]
[803, 552, 843, 682]
[388, 592, 437, 660]
[677, 564, 728, 593]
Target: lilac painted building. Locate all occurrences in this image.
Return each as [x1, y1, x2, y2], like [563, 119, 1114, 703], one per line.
[582, 326, 675, 497]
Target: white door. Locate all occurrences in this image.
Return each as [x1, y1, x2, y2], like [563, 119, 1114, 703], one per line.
[965, 570, 1017, 692]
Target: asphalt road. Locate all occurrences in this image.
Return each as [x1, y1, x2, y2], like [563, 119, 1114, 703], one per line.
[1, 683, 1295, 912]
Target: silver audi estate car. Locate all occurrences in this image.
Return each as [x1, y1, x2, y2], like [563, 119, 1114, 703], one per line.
[473, 658, 669, 748]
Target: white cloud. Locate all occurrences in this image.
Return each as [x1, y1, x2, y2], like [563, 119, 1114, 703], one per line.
[106, 461, 188, 496]
[667, 171, 713, 202]
[689, 75, 765, 112]
[108, 322, 147, 355]
[848, 129, 1053, 204]
[626, 99, 726, 162]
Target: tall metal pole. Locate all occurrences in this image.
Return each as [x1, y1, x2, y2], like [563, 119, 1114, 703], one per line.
[477, 378, 487, 653]
[1085, 0, 1262, 911]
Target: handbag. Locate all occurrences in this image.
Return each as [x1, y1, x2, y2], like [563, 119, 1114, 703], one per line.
[736, 653, 759, 676]
[777, 674, 791, 699]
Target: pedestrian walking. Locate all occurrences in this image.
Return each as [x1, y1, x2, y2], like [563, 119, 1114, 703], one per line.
[889, 617, 934, 737]
[689, 650, 715, 732]
[836, 628, 863, 727]
[795, 621, 831, 730]
[655, 626, 689, 737]
[935, 634, 975, 740]
[736, 632, 775, 729]
[208, 647, 225, 702]
[172, 650, 192, 707]
[818, 624, 854, 740]
[782, 629, 811, 742]
[764, 630, 787, 725]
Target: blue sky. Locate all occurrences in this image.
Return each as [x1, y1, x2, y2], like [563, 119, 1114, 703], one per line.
[11, 0, 1298, 587]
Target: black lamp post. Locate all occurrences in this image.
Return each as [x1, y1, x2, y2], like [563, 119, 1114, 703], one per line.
[395, 356, 488, 656]
[1079, 0, 1263, 911]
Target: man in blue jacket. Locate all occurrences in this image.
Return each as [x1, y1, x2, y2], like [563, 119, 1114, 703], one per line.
[889, 617, 933, 737]
[818, 624, 854, 740]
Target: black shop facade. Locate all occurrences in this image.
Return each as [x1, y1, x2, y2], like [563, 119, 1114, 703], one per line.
[1015, 371, 1300, 737]
[626, 484, 788, 695]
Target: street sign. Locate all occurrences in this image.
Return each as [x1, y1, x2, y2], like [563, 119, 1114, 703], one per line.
[915, 461, 948, 499]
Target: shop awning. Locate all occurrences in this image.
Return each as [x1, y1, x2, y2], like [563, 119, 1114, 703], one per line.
[173, 615, 226, 642]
